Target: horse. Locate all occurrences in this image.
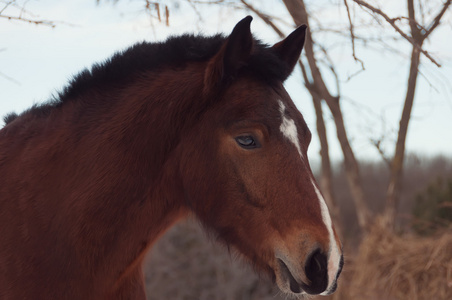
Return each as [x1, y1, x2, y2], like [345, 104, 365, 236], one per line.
[0, 16, 343, 299]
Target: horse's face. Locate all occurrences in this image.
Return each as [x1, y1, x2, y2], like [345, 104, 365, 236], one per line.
[179, 17, 343, 297]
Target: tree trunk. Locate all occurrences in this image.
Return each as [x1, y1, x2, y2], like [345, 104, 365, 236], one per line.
[328, 99, 371, 229]
[383, 45, 422, 229]
[283, 0, 371, 230]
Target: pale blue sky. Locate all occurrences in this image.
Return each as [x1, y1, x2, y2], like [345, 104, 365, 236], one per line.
[2, 0, 451, 162]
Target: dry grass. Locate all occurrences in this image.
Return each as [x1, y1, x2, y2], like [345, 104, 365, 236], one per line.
[335, 220, 452, 300]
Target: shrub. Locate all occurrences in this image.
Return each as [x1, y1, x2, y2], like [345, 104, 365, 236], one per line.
[412, 177, 452, 235]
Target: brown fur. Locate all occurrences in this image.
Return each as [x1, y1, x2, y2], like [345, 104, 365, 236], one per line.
[0, 17, 341, 299]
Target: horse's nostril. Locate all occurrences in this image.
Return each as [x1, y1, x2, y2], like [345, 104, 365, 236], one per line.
[302, 249, 328, 295]
[277, 259, 301, 294]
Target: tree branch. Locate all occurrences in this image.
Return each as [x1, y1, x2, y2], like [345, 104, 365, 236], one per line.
[370, 138, 391, 167]
[0, 14, 56, 27]
[0, 71, 21, 85]
[424, 0, 452, 39]
[1, 0, 59, 28]
[239, 0, 284, 38]
[352, 0, 442, 67]
[407, 0, 420, 39]
[343, 0, 365, 70]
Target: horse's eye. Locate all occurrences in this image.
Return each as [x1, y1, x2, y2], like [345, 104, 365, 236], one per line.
[235, 136, 259, 149]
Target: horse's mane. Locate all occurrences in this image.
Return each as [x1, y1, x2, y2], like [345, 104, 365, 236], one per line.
[4, 33, 288, 125]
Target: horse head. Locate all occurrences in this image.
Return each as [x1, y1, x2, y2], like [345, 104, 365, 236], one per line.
[179, 16, 343, 297]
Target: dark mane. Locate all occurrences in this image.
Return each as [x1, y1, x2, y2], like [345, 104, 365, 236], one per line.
[4, 33, 289, 124]
[59, 34, 226, 102]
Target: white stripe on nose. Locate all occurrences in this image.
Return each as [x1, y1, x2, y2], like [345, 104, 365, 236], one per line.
[311, 179, 341, 294]
[278, 100, 340, 292]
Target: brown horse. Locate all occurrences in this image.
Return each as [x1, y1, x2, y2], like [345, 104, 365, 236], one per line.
[0, 16, 343, 299]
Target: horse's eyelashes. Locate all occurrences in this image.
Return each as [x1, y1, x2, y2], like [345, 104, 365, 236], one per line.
[235, 135, 259, 149]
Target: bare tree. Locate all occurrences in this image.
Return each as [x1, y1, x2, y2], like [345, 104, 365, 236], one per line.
[281, 0, 372, 230]
[0, 0, 56, 27]
[352, 0, 452, 229]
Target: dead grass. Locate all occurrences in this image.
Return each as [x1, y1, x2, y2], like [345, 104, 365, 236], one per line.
[334, 220, 452, 300]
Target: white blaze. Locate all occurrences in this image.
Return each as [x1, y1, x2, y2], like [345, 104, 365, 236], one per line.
[278, 100, 341, 293]
[278, 101, 303, 158]
[312, 179, 341, 295]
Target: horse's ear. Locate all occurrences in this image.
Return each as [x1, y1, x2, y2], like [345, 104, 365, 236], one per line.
[272, 24, 307, 81]
[204, 16, 253, 94]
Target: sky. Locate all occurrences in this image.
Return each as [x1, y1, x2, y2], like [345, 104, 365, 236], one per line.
[2, 0, 452, 162]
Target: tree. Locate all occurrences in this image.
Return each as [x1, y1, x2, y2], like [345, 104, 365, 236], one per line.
[281, 0, 372, 231]
[351, 0, 452, 229]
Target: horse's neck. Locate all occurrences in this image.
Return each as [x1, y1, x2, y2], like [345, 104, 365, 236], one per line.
[64, 67, 205, 279]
